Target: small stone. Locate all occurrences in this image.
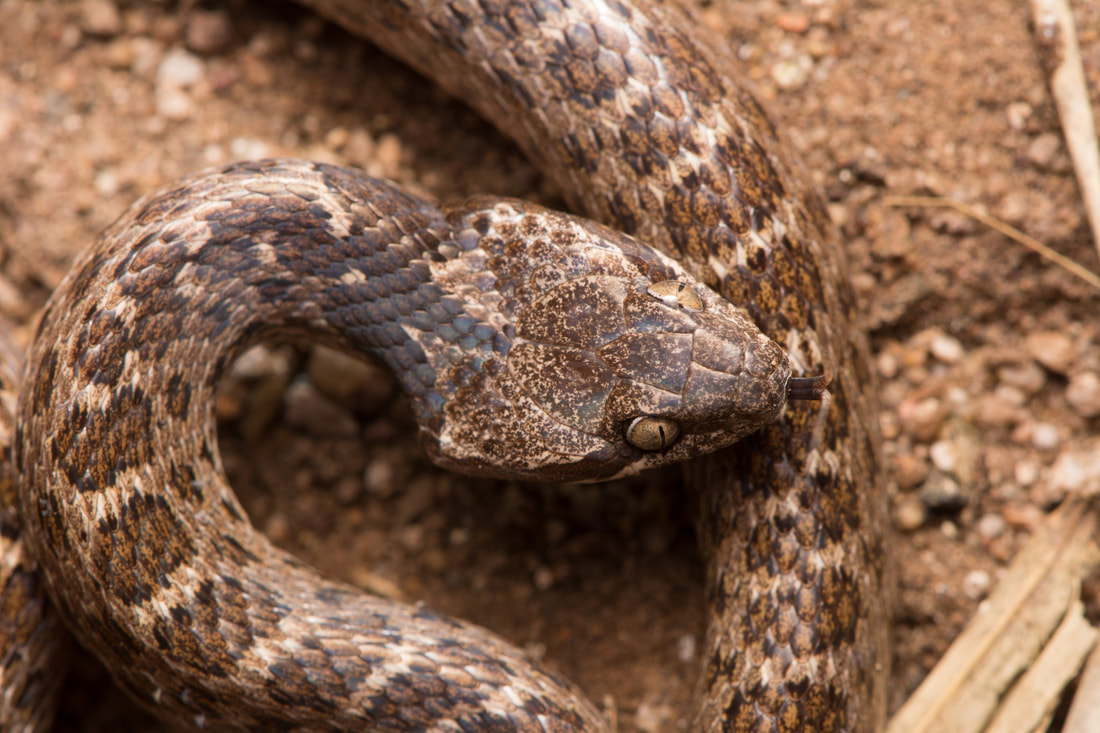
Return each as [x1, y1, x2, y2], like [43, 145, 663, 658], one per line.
[929, 332, 964, 364]
[929, 440, 959, 474]
[372, 133, 404, 177]
[364, 459, 397, 497]
[80, 0, 121, 37]
[892, 452, 929, 490]
[156, 48, 205, 120]
[1014, 459, 1040, 487]
[920, 472, 968, 512]
[533, 566, 555, 591]
[1030, 422, 1061, 450]
[1006, 101, 1033, 130]
[771, 56, 811, 90]
[899, 396, 947, 443]
[1026, 132, 1062, 170]
[676, 633, 697, 663]
[1025, 331, 1076, 374]
[231, 344, 290, 380]
[1066, 371, 1100, 418]
[775, 12, 810, 33]
[974, 391, 1025, 427]
[283, 380, 359, 438]
[229, 137, 272, 160]
[634, 701, 673, 733]
[893, 493, 927, 531]
[264, 511, 291, 544]
[975, 513, 1006, 543]
[157, 47, 205, 88]
[962, 570, 992, 600]
[1049, 439, 1100, 497]
[308, 346, 394, 413]
[878, 410, 900, 440]
[876, 349, 900, 379]
[185, 10, 234, 56]
[996, 360, 1046, 396]
[1002, 502, 1044, 531]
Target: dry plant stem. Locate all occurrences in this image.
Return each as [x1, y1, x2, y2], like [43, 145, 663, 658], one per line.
[1064, 641, 1100, 733]
[985, 600, 1097, 733]
[885, 496, 1100, 733]
[884, 195, 1100, 290]
[1028, 0, 1100, 258]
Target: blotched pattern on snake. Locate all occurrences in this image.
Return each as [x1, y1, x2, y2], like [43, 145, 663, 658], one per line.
[0, 1, 889, 731]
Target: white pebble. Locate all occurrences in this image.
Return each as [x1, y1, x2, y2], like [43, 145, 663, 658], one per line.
[930, 332, 964, 364]
[1030, 422, 1061, 450]
[962, 570, 992, 600]
[1066, 371, 1100, 418]
[157, 47, 205, 88]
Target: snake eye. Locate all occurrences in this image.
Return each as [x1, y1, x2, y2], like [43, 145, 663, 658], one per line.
[624, 416, 681, 451]
[646, 280, 704, 310]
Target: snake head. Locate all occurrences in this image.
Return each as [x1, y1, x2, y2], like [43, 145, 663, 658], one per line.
[415, 204, 816, 482]
[499, 274, 797, 480]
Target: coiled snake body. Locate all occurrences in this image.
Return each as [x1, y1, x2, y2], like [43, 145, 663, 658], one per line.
[0, 1, 888, 731]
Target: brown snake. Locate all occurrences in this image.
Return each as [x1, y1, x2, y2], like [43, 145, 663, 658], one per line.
[0, 0, 889, 731]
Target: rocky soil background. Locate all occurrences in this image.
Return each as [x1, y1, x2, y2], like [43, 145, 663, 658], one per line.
[1, 0, 1099, 730]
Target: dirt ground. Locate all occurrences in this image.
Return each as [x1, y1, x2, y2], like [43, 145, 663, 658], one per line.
[2, 0, 1099, 731]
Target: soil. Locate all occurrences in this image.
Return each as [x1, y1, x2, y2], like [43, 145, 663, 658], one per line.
[2, 0, 1099, 731]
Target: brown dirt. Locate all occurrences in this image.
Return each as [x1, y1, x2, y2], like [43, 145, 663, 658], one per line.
[2, 0, 1099, 731]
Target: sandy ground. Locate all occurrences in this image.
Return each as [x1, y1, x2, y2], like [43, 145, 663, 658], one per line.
[2, 0, 1099, 730]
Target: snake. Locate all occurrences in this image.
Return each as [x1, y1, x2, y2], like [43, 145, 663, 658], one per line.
[0, 0, 889, 731]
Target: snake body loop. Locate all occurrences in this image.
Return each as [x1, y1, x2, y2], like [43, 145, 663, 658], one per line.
[2, 1, 888, 731]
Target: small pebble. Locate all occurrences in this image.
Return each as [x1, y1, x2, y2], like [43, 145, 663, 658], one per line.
[634, 702, 673, 733]
[533, 566, 555, 591]
[364, 459, 397, 497]
[775, 12, 810, 33]
[962, 570, 992, 600]
[1002, 502, 1044, 531]
[1014, 459, 1040, 487]
[1025, 132, 1062, 170]
[307, 345, 388, 407]
[185, 10, 234, 55]
[892, 452, 929, 490]
[80, 0, 121, 37]
[996, 360, 1046, 395]
[231, 344, 289, 380]
[1030, 422, 1061, 450]
[929, 440, 959, 474]
[1066, 371, 1100, 418]
[1025, 331, 1076, 374]
[893, 493, 927, 531]
[876, 350, 900, 379]
[676, 633, 697, 663]
[920, 472, 968, 512]
[283, 380, 359, 438]
[157, 47, 205, 88]
[929, 332, 964, 364]
[1049, 439, 1100, 496]
[900, 396, 947, 443]
[975, 513, 1006, 543]
[771, 56, 811, 90]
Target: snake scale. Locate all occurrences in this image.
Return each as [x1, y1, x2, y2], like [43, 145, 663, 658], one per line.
[0, 0, 889, 731]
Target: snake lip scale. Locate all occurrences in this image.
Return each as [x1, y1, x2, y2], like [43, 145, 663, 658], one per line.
[1, 1, 888, 731]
